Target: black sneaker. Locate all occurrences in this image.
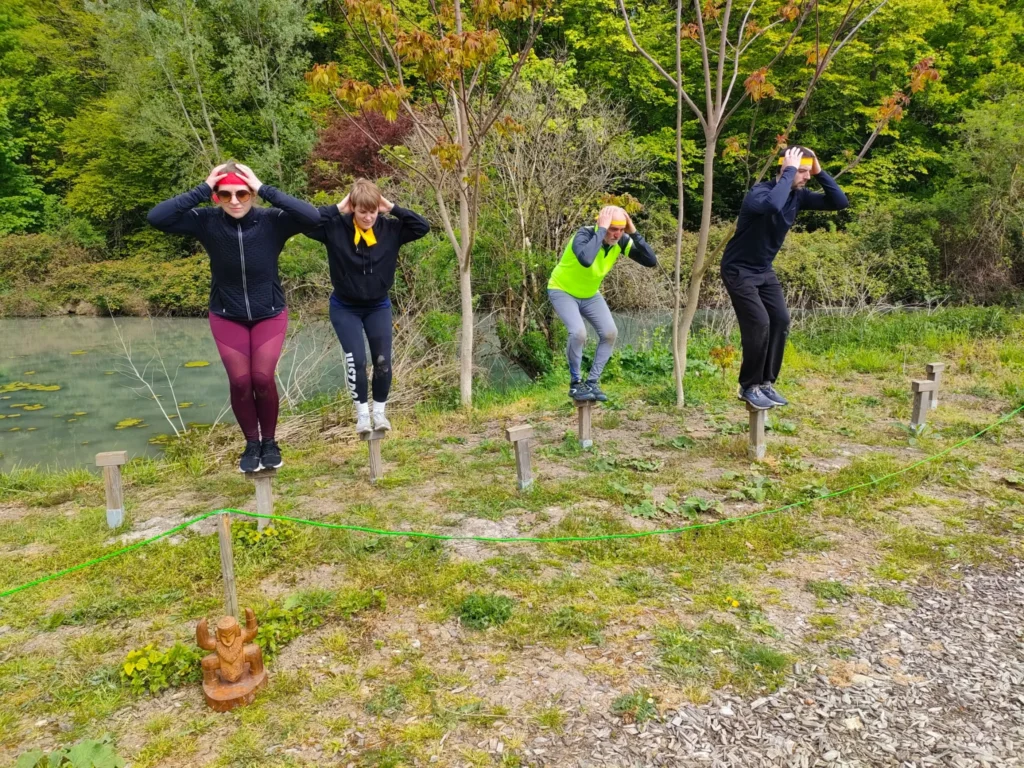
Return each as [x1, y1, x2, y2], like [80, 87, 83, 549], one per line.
[739, 385, 774, 410]
[260, 438, 283, 469]
[761, 383, 789, 406]
[239, 440, 262, 473]
[569, 380, 596, 402]
[586, 381, 608, 402]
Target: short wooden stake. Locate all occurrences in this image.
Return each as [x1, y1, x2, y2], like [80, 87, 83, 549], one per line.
[575, 400, 593, 449]
[251, 470, 276, 531]
[911, 379, 937, 428]
[505, 425, 534, 491]
[746, 404, 766, 460]
[217, 512, 239, 619]
[926, 362, 945, 410]
[361, 429, 387, 484]
[95, 451, 128, 529]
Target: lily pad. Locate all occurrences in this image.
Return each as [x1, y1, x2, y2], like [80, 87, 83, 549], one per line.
[7, 413, 20, 418]
[74, 411, 88, 416]
[27, 427, 37, 432]
[148, 434, 174, 445]
[23, 371, 35, 375]
[10, 404, 27, 408]
[0, 382, 61, 393]
[67, 418, 77, 423]
[8, 427, 20, 432]
[114, 417, 146, 430]
[70, 350, 87, 355]
[184, 360, 210, 368]
[22, 404, 44, 411]
[178, 402, 193, 408]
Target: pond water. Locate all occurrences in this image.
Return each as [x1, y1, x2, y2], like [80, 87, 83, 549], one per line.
[0, 312, 677, 471]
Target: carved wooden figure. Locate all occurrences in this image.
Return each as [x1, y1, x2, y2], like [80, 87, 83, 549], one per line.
[196, 607, 267, 711]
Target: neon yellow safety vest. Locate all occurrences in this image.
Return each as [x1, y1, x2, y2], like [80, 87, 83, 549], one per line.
[548, 228, 634, 299]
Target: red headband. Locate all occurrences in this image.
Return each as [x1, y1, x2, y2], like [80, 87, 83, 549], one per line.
[214, 172, 249, 189]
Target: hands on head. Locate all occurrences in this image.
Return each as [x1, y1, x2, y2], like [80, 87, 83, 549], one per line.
[205, 162, 263, 193]
[338, 194, 394, 215]
[781, 147, 821, 175]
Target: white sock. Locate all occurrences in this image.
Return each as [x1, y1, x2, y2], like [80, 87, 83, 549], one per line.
[372, 401, 386, 416]
[356, 402, 369, 418]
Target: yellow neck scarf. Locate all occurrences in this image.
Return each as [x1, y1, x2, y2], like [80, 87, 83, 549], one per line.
[354, 225, 377, 247]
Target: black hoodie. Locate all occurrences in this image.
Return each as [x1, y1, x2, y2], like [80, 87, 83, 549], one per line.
[147, 183, 321, 320]
[306, 204, 430, 306]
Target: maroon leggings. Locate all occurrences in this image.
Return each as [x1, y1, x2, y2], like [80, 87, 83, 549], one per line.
[208, 311, 288, 441]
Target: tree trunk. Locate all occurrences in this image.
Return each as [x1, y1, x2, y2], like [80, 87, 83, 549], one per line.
[676, 131, 719, 396]
[671, 0, 685, 408]
[458, 253, 474, 407]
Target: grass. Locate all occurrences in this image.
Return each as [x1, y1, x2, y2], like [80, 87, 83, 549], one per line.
[2, 308, 1024, 766]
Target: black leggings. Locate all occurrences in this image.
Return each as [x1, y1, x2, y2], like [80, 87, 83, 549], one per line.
[722, 267, 791, 390]
[329, 301, 393, 404]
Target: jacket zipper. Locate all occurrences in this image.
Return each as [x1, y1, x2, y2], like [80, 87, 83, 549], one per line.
[237, 224, 253, 320]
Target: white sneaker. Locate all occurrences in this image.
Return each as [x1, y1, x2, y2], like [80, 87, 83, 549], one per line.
[372, 412, 391, 431]
[356, 413, 372, 434]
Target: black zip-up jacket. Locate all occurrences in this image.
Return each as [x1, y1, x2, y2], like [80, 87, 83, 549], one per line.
[147, 183, 321, 321]
[721, 167, 849, 274]
[305, 204, 430, 306]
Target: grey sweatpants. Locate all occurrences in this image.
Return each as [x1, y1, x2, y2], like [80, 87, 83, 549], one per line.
[548, 289, 618, 383]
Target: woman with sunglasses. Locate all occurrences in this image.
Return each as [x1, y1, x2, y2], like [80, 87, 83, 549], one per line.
[147, 161, 320, 473]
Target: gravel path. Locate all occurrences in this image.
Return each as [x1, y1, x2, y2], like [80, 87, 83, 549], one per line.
[527, 562, 1024, 767]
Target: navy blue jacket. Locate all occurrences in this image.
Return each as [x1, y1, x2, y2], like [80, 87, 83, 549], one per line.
[721, 167, 849, 274]
[306, 204, 430, 306]
[147, 183, 321, 320]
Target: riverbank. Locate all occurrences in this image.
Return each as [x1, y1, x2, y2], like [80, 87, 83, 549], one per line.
[2, 308, 1023, 767]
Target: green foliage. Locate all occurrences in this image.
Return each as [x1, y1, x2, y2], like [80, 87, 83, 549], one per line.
[119, 643, 202, 695]
[805, 580, 852, 602]
[657, 620, 790, 693]
[255, 600, 322, 663]
[457, 592, 516, 630]
[611, 689, 659, 724]
[365, 684, 405, 716]
[15, 736, 125, 768]
[615, 328, 674, 380]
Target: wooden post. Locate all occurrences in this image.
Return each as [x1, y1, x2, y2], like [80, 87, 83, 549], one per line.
[505, 425, 534, 491]
[926, 362, 945, 410]
[911, 379, 937, 428]
[360, 429, 386, 484]
[217, 512, 239, 619]
[95, 451, 128, 529]
[575, 400, 593, 449]
[251, 469, 276, 531]
[747, 404, 766, 460]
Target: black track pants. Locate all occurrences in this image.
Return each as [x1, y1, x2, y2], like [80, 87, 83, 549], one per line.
[329, 301, 393, 404]
[721, 267, 790, 390]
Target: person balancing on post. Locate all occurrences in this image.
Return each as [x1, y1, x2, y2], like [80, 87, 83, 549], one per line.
[548, 205, 658, 402]
[720, 146, 849, 410]
[147, 161, 321, 473]
[305, 179, 430, 434]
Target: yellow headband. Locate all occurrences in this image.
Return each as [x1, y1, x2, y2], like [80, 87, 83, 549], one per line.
[596, 215, 628, 226]
[778, 157, 815, 167]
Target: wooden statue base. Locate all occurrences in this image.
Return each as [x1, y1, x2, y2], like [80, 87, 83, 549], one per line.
[202, 665, 268, 712]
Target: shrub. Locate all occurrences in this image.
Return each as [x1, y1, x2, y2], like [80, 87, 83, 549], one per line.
[307, 110, 413, 190]
[15, 736, 125, 768]
[119, 643, 202, 694]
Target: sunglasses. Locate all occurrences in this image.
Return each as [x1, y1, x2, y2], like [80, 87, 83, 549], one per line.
[214, 189, 252, 203]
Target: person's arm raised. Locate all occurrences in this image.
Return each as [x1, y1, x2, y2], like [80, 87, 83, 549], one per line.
[381, 197, 431, 245]
[799, 170, 850, 211]
[146, 165, 226, 236]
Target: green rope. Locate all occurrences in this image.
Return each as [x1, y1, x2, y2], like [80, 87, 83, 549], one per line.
[1, 403, 1020, 600]
[0, 511, 218, 599]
